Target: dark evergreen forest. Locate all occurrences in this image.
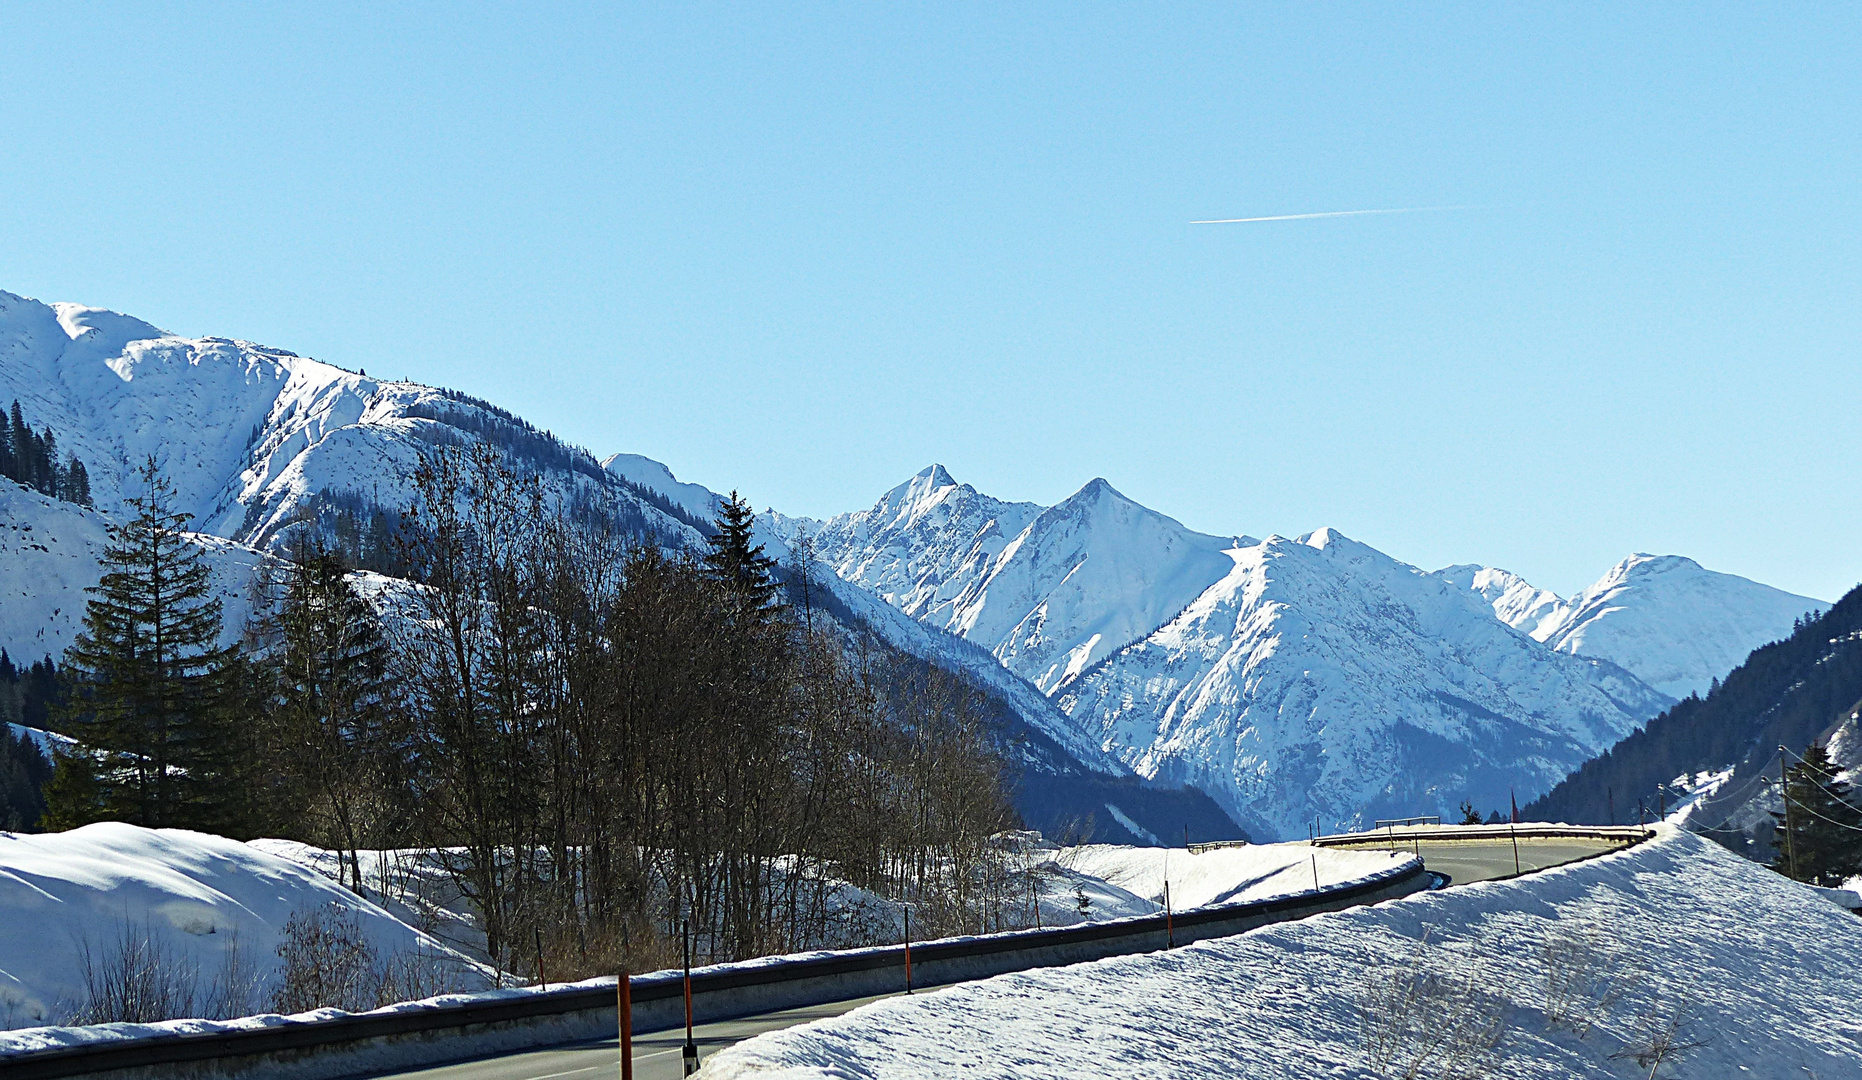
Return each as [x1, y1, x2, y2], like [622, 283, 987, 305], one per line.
[1526, 583, 1862, 858]
[1, 400, 91, 506]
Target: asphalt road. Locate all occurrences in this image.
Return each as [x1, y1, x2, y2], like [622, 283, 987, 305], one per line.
[1321, 834, 1629, 887]
[365, 836, 1627, 1080]
[369, 986, 951, 1080]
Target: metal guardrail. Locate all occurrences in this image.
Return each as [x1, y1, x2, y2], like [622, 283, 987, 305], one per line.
[0, 861, 1430, 1080]
[1311, 823, 1655, 847]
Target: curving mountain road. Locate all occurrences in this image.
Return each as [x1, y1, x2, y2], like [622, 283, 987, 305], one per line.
[365, 832, 1634, 1080]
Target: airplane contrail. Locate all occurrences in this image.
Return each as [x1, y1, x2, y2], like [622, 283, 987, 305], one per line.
[1190, 205, 1467, 224]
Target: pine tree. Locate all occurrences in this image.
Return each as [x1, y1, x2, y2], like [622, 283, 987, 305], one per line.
[251, 536, 394, 886]
[1770, 743, 1862, 886]
[703, 491, 780, 613]
[52, 458, 241, 831]
[65, 455, 91, 506]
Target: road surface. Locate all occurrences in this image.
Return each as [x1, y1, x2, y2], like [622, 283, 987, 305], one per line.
[371, 985, 953, 1080]
[365, 835, 1630, 1080]
[1318, 832, 1631, 887]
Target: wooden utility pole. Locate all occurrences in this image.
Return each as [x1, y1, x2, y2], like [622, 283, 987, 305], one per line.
[1780, 748, 1801, 882]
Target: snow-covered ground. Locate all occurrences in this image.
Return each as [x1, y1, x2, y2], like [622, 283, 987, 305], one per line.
[0, 824, 490, 1028]
[1055, 842, 1411, 911]
[699, 825, 1862, 1079]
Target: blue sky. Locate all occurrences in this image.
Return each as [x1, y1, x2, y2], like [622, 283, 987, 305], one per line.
[3, 4, 1857, 599]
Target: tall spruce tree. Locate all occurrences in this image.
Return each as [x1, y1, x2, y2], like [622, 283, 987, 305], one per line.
[703, 490, 780, 612]
[250, 535, 395, 888]
[52, 458, 241, 831]
[1770, 743, 1862, 886]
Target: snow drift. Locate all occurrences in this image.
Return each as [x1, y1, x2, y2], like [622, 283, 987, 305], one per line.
[0, 824, 488, 1027]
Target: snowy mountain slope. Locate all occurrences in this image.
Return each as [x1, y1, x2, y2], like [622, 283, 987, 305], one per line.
[1055, 529, 1671, 839]
[0, 481, 270, 662]
[772, 466, 1249, 692]
[602, 453, 720, 522]
[0, 289, 701, 555]
[1439, 554, 1826, 698]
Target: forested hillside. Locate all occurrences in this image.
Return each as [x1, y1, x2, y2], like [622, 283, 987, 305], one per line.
[1526, 583, 1862, 854]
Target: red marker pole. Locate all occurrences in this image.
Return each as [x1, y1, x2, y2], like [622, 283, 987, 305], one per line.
[617, 972, 633, 1080]
[681, 922, 698, 1076]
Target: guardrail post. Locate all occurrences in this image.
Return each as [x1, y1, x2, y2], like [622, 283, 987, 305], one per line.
[904, 906, 913, 993]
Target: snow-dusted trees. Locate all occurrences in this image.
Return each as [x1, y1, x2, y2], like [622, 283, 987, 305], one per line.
[49, 459, 241, 830]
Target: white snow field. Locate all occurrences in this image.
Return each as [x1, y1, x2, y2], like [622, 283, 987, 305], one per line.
[698, 826, 1862, 1080]
[0, 824, 489, 1028]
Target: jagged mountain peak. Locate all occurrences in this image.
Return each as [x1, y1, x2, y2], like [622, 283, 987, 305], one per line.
[1438, 552, 1827, 699]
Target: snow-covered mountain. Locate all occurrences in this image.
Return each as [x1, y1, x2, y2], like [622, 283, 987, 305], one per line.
[3, 288, 1822, 846]
[772, 466, 1822, 839]
[0, 289, 699, 559]
[1437, 555, 1825, 699]
[768, 466, 1252, 693]
[1055, 529, 1669, 839]
[0, 289, 1239, 846]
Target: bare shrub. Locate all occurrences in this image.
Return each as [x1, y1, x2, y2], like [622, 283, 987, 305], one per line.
[205, 928, 262, 1020]
[71, 919, 200, 1024]
[1609, 1000, 1710, 1080]
[273, 901, 485, 1012]
[272, 904, 380, 1013]
[1359, 944, 1506, 1080]
[1538, 926, 1640, 1038]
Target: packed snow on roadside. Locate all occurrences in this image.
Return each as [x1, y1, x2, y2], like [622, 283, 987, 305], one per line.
[699, 826, 1862, 1079]
[1055, 842, 1410, 911]
[0, 824, 490, 1032]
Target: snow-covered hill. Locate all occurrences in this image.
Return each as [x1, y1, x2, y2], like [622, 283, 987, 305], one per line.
[0, 823, 489, 1026]
[1439, 554, 1825, 699]
[700, 827, 1862, 1080]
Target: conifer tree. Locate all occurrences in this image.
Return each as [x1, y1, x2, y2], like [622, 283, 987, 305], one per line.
[1770, 743, 1862, 886]
[251, 535, 395, 886]
[703, 491, 780, 612]
[52, 458, 240, 831]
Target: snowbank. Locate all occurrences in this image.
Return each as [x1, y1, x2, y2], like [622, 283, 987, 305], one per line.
[0, 824, 489, 1030]
[699, 826, 1862, 1079]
